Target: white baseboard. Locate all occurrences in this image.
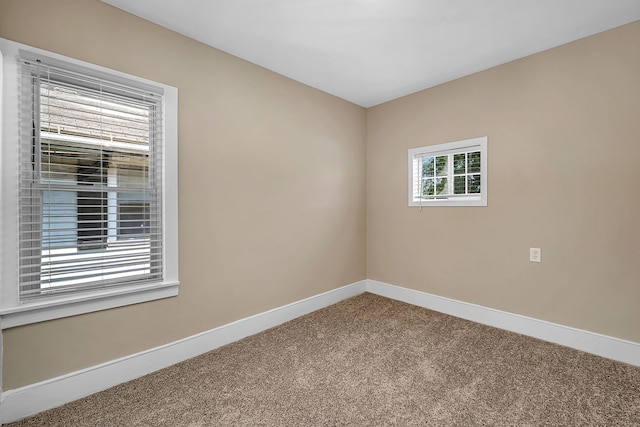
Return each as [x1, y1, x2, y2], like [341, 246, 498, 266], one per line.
[366, 279, 640, 367]
[3, 278, 639, 424]
[0, 280, 367, 424]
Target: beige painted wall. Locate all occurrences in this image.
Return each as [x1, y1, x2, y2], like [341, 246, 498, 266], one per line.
[367, 21, 640, 343]
[0, 0, 367, 389]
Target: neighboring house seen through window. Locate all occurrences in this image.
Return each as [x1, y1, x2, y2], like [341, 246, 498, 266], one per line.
[22, 59, 162, 295]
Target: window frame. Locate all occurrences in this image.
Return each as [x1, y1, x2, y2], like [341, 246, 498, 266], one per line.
[408, 137, 488, 207]
[0, 38, 179, 329]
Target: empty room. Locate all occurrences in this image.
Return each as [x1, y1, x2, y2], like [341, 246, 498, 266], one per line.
[0, 0, 639, 425]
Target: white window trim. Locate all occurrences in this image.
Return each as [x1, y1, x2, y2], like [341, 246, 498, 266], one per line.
[408, 136, 487, 207]
[0, 39, 179, 329]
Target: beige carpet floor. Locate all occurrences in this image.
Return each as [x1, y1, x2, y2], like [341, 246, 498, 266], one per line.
[7, 293, 640, 426]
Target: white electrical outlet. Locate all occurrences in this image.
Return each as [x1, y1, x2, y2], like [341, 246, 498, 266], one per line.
[530, 248, 541, 262]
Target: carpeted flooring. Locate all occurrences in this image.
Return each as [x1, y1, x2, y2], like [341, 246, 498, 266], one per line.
[7, 293, 640, 426]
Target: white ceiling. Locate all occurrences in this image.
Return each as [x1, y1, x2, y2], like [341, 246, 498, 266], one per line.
[101, 0, 640, 107]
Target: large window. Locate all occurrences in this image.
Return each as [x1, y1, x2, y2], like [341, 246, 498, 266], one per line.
[0, 39, 178, 327]
[408, 137, 487, 207]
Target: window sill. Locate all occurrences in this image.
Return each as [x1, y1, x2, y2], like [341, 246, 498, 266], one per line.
[408, 198, 487, 207]
[0, 281, 179, 329]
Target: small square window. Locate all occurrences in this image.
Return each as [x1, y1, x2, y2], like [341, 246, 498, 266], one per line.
[408, 137, 487, 207]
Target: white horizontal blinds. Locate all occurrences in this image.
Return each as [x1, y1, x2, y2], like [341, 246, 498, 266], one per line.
[412, 156, 422, 203]
[415, 149, 481, 200]
[18, 58, 164, 300]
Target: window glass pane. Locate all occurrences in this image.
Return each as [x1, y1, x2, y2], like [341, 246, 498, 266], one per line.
[117, 192, 150, 238]
[454, 175, 466, 194]
[435, 177, 448, 195]
[41, 142, 149, 186]
[468, 151, 481, 173]
[453, 153, 466, 175]
[113, 155, 148, 189]
[77, 191, 107, 251]
[41, 140, 76, 185]
[43, 190, 77, 249]
[41, 140, 107, 185]
[422, 157, 434, 177]
[422, 178, 435, 196]
[435, 155, 447, 177]
[40, 82, 150, 144]
[469, 174, 481, 194]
